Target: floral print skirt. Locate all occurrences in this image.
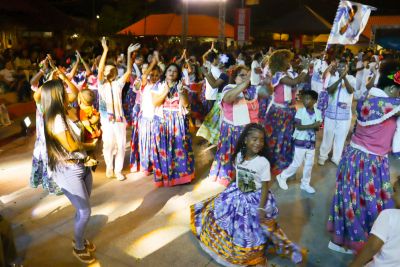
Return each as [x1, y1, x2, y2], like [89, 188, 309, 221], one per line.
[188, 82, 205, 122]
[191, 183, 303, 266]
[196, 94, 222, 145]
[264, 105, 296, 175]
[208, 121, 243, 186]
[129, 103, 141, 172]
[327, 145, 394, 252]
[152, 110, 195, 187]
[138, 115, 153, 175]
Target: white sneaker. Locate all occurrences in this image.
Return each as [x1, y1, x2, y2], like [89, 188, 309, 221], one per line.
[106, 169, 114, 178]
[115, 172, 126, 181]
[317, 158, 325, 166]
[328, 241, 354, 254]
[300, 184, 316, 194]
[276, 174, 288, 190]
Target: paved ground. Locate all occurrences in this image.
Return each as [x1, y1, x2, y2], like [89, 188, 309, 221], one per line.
[1, 125, 399, 267]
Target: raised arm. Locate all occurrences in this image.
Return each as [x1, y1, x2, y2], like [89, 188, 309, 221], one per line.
[201, 66, 225, 89]
[202, 42, 214, 65]
[142, 51, 159, 84]
[66, 54, 80, 80]
[97, 37, 108, 82]
[175, 49, 186, 65]
[151, 82, 169, 107]
[223, 79, 250, 104]
[30, 58, 48, 87]
[48, 57, 79, 103]
[76, 50, 92, 76]
[122, 43, 141, 83]
[280, 70, 307, 86]
[177, 81, 189, 108]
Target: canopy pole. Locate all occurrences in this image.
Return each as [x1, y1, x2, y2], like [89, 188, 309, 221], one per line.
[182, 1, 189, 48]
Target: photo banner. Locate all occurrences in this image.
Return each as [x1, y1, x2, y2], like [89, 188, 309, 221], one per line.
[327, 1, 376, 45]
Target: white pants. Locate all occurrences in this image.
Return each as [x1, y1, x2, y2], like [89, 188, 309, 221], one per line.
[319, 117, 351, 164]
[101, 120, 126, 173]
[280, 147, 315, 186]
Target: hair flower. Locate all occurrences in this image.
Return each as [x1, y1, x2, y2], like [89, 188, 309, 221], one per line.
[219, 54, 229, 64]
[388, 70, 400, 85]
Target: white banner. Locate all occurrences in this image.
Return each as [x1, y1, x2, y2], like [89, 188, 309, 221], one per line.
[327, 1, 376, 45]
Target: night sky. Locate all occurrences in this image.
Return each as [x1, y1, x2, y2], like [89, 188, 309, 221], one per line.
[49, 0, 400, 24]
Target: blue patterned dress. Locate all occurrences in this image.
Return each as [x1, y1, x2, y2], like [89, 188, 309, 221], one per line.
[327, 92, 400, 252]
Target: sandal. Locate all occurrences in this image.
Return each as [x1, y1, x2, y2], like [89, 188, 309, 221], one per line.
[72, 239, 96, 252]
[72, 247, 96, 264]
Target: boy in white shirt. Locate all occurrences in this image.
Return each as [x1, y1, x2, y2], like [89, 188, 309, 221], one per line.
[276, 90, 322, 193]
[349, 178, 400, 267]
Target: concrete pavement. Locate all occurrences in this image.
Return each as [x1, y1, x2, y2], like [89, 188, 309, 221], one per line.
[1, 128, 399, 267]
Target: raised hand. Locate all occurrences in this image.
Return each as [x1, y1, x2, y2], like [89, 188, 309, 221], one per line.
[47, 54, 57, 70]
[153, 50, 159, 62]
[177, 80, 184, 93]
[75, 50, 82, 61]
[128, 43, 141, 54]
[101, 37, 108, 50]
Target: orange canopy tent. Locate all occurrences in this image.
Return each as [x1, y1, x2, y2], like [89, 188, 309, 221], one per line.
[118, 13, 234, 38]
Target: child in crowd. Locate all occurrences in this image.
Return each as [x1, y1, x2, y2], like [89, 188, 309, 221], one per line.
[277, 90, 322, 193]
[78, 89, 101, 142]
[349, 177, 400, 267]
[191, 123, 304, 266]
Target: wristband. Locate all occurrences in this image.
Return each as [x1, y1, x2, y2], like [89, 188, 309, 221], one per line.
[257, 207, 266, 211]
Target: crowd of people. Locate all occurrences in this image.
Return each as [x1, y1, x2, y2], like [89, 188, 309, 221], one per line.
[2, 36, 398, 266]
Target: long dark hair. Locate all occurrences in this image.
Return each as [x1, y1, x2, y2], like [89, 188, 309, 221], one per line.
[377, 59, 400, 89]
[160, 63, 182, 82]
[232, 123, 269, 164]
[41, 80, 81, 170]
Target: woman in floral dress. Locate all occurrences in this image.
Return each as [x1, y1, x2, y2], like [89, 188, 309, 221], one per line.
[151, 63, 194, 187]
[327, 61, 400, 253]
[263, 49, 309, 175]
[209, 66, 269, 186]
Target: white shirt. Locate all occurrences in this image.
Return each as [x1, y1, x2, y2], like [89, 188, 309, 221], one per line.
[327, 72, 355, 106]
[235, 152, 271, 191]
[204, 65, 221, 100]
[98, 77, 126, 120]
[293, 107, 322, 142]
[141, 84, 155, 120]
[53, 114, 81, 137]
[250, 60, 261, 86]
[366, 209, 400, 267]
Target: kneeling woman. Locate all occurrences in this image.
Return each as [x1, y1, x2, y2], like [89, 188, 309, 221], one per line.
[42, 80, 96, 264]
[191, 123, 304, 266]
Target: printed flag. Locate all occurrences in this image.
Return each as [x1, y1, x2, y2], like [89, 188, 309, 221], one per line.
[327, 1, 376, 45]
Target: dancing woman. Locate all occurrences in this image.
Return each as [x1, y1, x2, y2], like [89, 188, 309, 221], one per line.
[41, 79, 97, 264]
[151, 63, 194, 187]
[327, 60, 400, 253]
[263, 49, 308, 175]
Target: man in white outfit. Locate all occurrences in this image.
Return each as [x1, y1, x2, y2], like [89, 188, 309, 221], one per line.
[97, 37, 141, 181]
[318, 59, 355, 166]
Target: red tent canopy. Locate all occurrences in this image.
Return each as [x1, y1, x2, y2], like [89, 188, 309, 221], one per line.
[118, 13, 234, 38]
